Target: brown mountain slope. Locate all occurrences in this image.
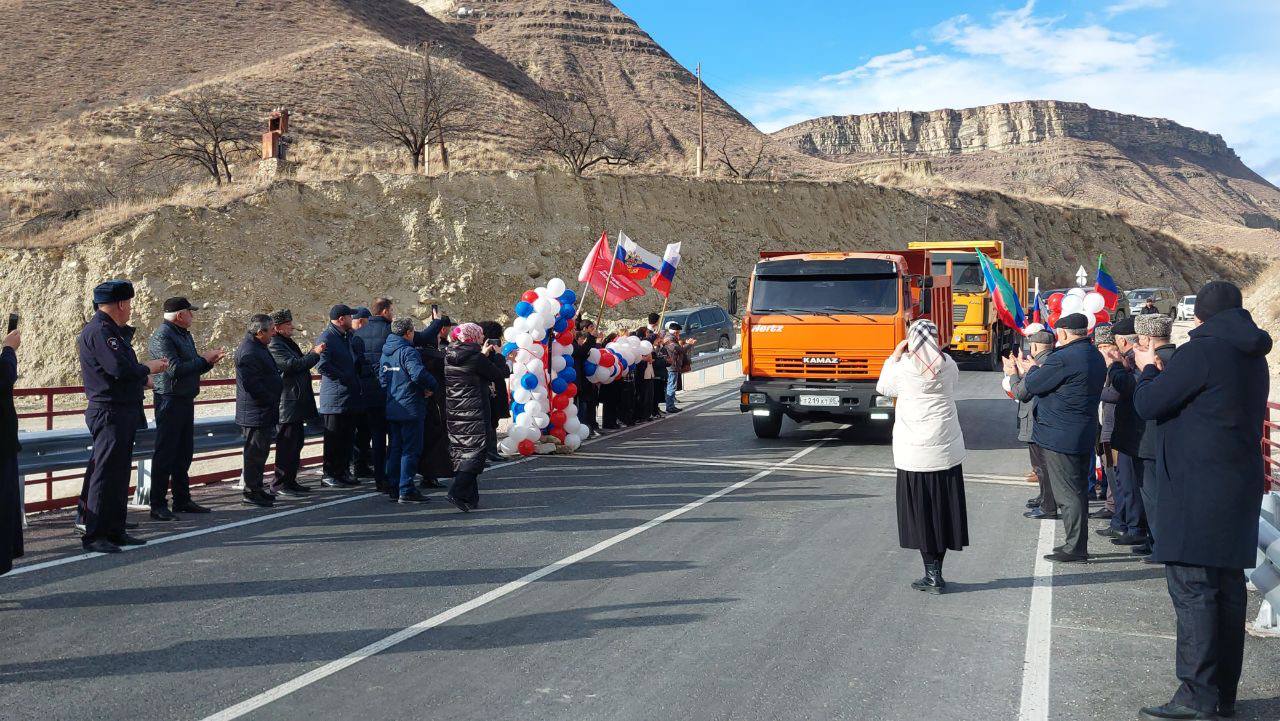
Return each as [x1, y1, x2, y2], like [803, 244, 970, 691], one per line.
[773, 101, 1280, 254]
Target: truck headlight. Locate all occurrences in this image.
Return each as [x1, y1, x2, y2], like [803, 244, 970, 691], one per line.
[965, 334, 985, 342]
[748, 393, 767, 405]
[873, 396, 895, 408]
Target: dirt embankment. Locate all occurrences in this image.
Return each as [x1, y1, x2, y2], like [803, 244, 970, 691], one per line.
[0, 171, 1264, 386]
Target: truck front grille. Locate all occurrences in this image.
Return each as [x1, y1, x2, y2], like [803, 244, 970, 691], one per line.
[953, 303, 968, 323]
[763, 351, 881, 379]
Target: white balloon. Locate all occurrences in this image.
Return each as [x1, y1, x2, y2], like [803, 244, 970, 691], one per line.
[639, 340, 653, 355]
[565, 434, 582, 451]
[527, 358, 545, 376]
[1066, 287, 1087, 300]
[524, 399, 544, 416]
[564, 417, 581, 435]
[551, 355, 567, 373]
[513, 387, 533, 403]
[1061, 295, 1084, 315]
[498, 437, 519, 455]
[534, 414, 550, 429]
[503, 326, 520, 342]
[527, 312, 546, 330]
[547, 278, 567, 297]
[587, 348, 601, 363]
[1083, 312, 1098, 331]
[1083, 292, 1105, 314]
[1022, 322, 1045, 336]
[516, 334, 537, 352]
[513, 412, 529, 427]
[551, 342, 572, 355]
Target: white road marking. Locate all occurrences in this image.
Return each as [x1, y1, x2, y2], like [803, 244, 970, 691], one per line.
[1017, 517, 1057, 721]
[7, 390, 738, 578]
[198, 435, 836, 721]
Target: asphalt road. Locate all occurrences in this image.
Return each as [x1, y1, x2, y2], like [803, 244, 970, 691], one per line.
[2, 373, 1277, 721]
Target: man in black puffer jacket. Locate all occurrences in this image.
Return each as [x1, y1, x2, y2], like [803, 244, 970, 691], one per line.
[235, 315, 282, 508]
[268, 309, 323, 497]
[147, 297, 225, 520]
[353, 299, 395, 491]
[443, 323, 509, 512]
[1133, 281, 1271, 721]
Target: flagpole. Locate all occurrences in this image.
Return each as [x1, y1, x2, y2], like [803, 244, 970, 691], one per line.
[596, 231, 620, 330]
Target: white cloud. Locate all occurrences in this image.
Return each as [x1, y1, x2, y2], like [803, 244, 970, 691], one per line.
[1105, 0, 1171, 17]
[739, 2, 1280, 185]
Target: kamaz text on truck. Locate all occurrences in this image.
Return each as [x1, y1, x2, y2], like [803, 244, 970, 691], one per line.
[738, 250, 953, 439]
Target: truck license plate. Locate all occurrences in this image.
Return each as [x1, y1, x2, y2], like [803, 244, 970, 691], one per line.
[799, 395, 840, 407]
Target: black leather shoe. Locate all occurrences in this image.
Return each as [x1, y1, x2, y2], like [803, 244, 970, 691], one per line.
[910, 560, 946, 594]
[1218, 701, 1236, 718]
[242, 490, 274, 507]
[173, 500, 211, 514]
[1139, 702, 1217, 719]
[1095, 527, 1122, 538]
[1142, 556, 1163, 565]
[1112, 532, 1146, 546]
[1132, 544, 1153, 556]
[277, 485, 309, 499]
[149, 506, 178, 521]
[445, 495, 470, 513]
[321, 476, 345, 488]
[419, 477, 445, 489]
[1043, 552, 1088, 563]
[398, 489, 430, 504]
[486, 451, 505, 463]
[109, 533, 147, 546]
[1026, 497, 1042, 509]
[125, 520, 140, 529]
[339, 475, 361, 487]
[82, 538, 122, 554]
[1088, 508, 1114, 519]
[1024, 508, 1059, 520]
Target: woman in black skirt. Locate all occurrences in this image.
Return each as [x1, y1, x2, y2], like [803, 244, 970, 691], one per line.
[875, 320, 969, 594]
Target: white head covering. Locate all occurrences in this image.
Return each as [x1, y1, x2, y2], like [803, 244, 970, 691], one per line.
[907, 319, 943, 380]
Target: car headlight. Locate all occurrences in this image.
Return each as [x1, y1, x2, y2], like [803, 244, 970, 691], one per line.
[748, 393, 767, 405]
[873, 396, 895, 408]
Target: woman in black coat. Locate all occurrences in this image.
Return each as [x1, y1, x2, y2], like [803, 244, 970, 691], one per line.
[478, 320, 510, 461]
[1, 330, 23, 575]
[444, 323, 509, 512]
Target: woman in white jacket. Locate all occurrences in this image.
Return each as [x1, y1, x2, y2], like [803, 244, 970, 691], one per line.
[876, 319, 969, 594]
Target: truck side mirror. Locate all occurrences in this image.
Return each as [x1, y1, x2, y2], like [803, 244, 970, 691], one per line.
[922, 291, 933, 314]
[727, 278, 739, 316]
[922, 276, 935, 289]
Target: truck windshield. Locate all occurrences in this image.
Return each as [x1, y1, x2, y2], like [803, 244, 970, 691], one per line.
[751, 274, 899, 315]
[930, 252, 985, 292]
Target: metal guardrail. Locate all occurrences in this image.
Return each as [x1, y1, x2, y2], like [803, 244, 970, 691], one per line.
[1253, 401, 1280, 636]
[688, 347, 740, 372]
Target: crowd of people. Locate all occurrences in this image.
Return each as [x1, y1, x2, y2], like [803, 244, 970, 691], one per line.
[0, 282, 701, 569]
[878, 279, 1269, 721]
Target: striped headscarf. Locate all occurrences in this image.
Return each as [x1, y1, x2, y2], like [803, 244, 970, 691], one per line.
[450, 322, 484, 345]
[907, 319, 943, 379]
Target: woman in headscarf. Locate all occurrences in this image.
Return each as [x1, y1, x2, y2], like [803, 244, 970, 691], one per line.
[443, 322, 509, 512]
[875, 319, 968, 594]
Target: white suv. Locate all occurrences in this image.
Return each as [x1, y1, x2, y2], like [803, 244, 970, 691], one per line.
[1176, 295, 1196, 320]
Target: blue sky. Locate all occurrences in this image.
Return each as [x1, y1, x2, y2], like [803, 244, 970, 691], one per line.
[613, 0, 1280, 184]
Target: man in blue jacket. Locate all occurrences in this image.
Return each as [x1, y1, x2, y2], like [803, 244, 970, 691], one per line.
[381, 318, 437, 504]
[317, 304, 363, 488]
[1133, 281, 1270, 721]
[1014, 312, 1106, 563]
[234, 315, 282, 508]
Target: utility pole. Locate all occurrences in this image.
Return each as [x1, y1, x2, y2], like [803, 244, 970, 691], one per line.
[696, 62, 704, 177]
[896, 107, 904, 170]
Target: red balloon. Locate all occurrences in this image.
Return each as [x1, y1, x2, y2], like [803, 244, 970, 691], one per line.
[1094, 309, 1111, 324]
[598, 352, 615, 368]
[564, 319, 575, 334]
[1046, 293, 1064, 314]
[550, 427, 568, 442]
[517, 439, 536, 456]
[551, 395, 570, 410]
[521, 290, 538, 302]
[556, 330, 574, 346]
[1048, 312, 1061, 328]
[549, 410, 567, 427]
[562, 383, 578, 398]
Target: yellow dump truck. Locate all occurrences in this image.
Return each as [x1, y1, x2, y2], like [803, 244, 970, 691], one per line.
[907, 240, 1029, 370]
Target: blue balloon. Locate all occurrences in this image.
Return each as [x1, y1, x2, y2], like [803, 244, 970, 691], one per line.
[559, 289, 577, 305]
[583, 361, 598, 376]
[510, 402, 525, 417]
[554, 317, 568, 333]
[561, 353, 573, 367]
[520, 373, 539, 390]
[515, 301, 534, 317]
[501, 341, 518, 356]
[551, 378, 568, 394]
[559, 366, 577, 383]
[560, 303, 577, 318]
[617, 357, 629, 372]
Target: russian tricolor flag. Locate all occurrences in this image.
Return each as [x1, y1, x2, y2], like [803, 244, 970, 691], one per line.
[651, 242, 681, 297]
[1094, 254, 1120, 311]
[613, 231, 663, 282]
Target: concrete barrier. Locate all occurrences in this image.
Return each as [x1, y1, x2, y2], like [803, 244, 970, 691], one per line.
[1251, 491, 1280, 637]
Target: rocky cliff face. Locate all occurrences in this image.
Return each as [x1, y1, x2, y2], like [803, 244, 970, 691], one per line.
[0, 172, 1261, 386]
[776, 100, 1238, 161]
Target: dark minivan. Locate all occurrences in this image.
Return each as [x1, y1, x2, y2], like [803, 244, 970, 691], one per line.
[662, 304, 737, 354]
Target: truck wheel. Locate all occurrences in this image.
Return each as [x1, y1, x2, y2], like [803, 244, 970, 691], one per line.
[752, 411, 783, 439]
[987, 330, 1004, 372]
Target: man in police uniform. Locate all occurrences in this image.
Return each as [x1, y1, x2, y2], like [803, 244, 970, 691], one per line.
[76, 281, 169, 553]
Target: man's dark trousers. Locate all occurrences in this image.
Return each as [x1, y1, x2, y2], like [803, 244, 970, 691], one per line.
[78, 404, 141, 542]
[1028, 442, 1055, 511]
[272, 421, 306, 491]
[352, 409, 387, 483]
[1166, 563, 1247, 713]
[149, 395, 195, 509]
[1109, 452, 1145, 535]
[240, 426, 274, 492]
[1042, 448, 1090, 556]
[321, 412, 355, 480]
[1141, 458, 1158, 542]
[386, 417, 424, 497]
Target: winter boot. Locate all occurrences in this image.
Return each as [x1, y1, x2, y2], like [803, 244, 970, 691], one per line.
[911, 560, 946, 594]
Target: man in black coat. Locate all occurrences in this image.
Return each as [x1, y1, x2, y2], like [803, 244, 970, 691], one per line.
[1, 326, 23, 575]
[1013, 312, 1106, 563]
[146, 297, 225, 520]
[268, 309, 324, 497]
[316, 304, 363, 488]
[1132, 314, 1178, 559]
[353, 300, 395, 491]
[234, 315, 282, 508]
[1133, 282, 1271, 721]
[414, 313, 453, 486]
[1097, 317, 1147, 545]
[573, 319, 600, 436]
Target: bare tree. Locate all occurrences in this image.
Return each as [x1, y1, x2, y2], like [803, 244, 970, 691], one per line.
[135, 89, 256, 185]
[527, 83, 657, 175]
[1040, 170, 1085, 200]
[713, 129, 769, 179]
[351, 42, 474, 173]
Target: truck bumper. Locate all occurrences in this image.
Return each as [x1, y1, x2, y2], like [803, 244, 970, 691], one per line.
[738, 379, 894, 421]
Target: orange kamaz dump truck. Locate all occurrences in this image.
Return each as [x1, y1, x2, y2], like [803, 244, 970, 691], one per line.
[738, 250, 953, 439]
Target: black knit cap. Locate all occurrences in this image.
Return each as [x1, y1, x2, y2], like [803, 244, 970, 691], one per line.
[162, 297, 196, 313]
[1111, 316, 1136, 336]
[1055, 313, 1089, 330]
[1194, 281, 1242, 321]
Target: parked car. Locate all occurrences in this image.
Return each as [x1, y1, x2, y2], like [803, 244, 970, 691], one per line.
[661, 304, 736, 354]
[1177, 294, 1197, 320]
[1127, 287, 1178, 317]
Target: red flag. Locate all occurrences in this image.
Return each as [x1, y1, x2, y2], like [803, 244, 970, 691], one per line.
[578, 231, 646, 307]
